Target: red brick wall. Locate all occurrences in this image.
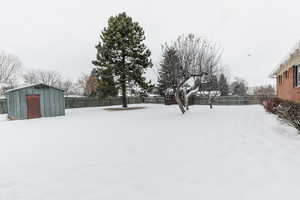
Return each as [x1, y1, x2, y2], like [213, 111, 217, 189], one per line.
[277, 67, 300, 103]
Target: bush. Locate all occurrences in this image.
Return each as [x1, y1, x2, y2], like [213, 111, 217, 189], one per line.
[263, 98, 300, 133]
[275, 101, 300, 132]
[262, 98, 281, 113]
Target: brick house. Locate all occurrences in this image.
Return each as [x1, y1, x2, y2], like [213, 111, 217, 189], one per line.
[271, 43, 300, 103]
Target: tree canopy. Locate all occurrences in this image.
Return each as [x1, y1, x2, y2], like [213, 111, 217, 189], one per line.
[158, 47, 180, 96]
[92, 12, 153, 107]
[161, 34, 223, 113]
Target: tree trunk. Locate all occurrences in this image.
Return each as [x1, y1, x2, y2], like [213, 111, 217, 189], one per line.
[184, 87, 199, 111]
[209, 97, 213, 109]
[175, 76, 202, 114]
[184, 95, 189, 111]
[175, 87, 185, 114]
[121, 81, 127, 108]
[121, 54, 127, 108]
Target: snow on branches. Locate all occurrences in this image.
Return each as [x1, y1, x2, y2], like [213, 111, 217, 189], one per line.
[163, 34, 223, 114]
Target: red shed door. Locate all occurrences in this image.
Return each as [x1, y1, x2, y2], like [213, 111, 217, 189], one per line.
[26, 95, 41, 119]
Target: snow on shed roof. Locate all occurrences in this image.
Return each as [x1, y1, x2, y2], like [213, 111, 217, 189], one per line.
[270, 41, 300, 77]
[5, 83, 64, 93]
[0, 83, 10, 88]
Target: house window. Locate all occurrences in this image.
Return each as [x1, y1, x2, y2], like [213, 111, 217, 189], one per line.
[298, 66, 300, 86]
[278, 75, 283, 85]
[284, 70, 288, 78]
[293, 65, 300, 87]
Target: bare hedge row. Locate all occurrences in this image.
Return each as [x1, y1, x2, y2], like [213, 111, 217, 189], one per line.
[263, 98, 300, 132]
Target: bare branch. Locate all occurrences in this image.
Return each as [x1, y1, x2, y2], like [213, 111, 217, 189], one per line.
[23, 69, 62, 87]
[0, 51, 22, 87]
[166, 34, 223, 113]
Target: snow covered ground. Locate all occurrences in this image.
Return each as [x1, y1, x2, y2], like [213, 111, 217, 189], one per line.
[1, 104, 300, 200]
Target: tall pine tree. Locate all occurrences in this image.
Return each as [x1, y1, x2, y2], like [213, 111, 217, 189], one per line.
[158, 47, 180, 96]
[92, 12, 153, 107]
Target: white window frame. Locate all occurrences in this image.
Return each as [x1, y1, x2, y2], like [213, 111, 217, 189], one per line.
[297, 66, 300, 87]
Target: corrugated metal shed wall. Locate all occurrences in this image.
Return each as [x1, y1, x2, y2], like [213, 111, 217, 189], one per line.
[7, 86, 65, 120]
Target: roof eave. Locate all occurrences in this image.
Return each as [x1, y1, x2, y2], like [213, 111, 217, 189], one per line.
[5, 83, 64, 94]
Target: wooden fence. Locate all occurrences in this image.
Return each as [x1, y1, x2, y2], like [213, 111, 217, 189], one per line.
[0, 96, 262, 114]
[64, 96, 143, 109]
[192, 96, 260, 105]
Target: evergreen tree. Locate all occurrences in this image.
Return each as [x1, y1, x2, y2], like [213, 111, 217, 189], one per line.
[92, 12, 153, 107]
[218, 73, 229, 96]
[158, 47, 180, 96]
[96, 68, 118, 99]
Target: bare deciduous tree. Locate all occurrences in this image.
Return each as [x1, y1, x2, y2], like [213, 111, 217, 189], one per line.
[60, 79, 74, 96]
[199, 75, 220, 109]
[230, 77, 248, 96]
[254, 84, 276, 103]
[76, 73, 89, 96]
[23, 69, 62, 87]
[0, 51, 22, 88]
[165, 34, 222, 114]
[75, 73, 97, 96]
[198, 67, 230, 109]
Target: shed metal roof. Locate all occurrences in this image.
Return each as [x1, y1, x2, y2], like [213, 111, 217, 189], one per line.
[5, 83, 64, 93]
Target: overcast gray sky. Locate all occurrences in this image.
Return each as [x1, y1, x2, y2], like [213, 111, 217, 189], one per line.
[1, 0, 299, 86]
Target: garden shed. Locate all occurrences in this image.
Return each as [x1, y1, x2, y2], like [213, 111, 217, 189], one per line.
[5, 83, 65, 120]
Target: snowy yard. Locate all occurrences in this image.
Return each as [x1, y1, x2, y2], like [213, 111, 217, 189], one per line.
[1, 104, 300, 200]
